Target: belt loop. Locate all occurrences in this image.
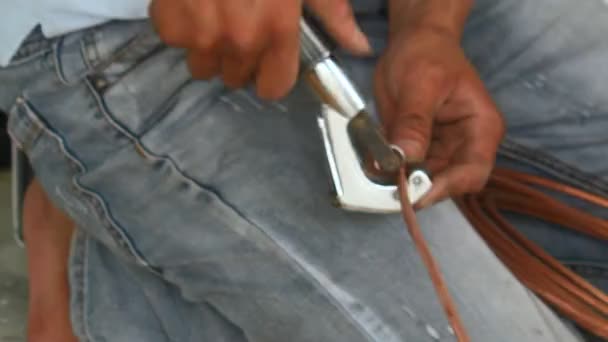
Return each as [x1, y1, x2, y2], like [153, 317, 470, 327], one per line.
[53, 27, 100, 86]
[80, 28, 101, 72]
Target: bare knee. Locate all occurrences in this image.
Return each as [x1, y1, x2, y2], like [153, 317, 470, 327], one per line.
[23, 179, 74, 243]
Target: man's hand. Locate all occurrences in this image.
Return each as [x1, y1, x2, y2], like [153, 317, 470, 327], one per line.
[149, 0, 371, 99]
[376, 4, 505, 208]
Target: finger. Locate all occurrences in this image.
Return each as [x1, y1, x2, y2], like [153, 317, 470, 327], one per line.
[415, 162, 492, 210]
[220, 1, 264, 88]
[221, 53, 259, 88]
[426, 128, 464, 163]
[389, 92, 438, 163]
[255, 17, 300, 99]
[220, 28, 264, 88]
[389, 64, 452, 163]
[149, 0, 190, 47]
[187, 50, 220, 79]
[373, 61, 397, 125]
[424, 157, 449, 176]
[305, 0, 372, 55]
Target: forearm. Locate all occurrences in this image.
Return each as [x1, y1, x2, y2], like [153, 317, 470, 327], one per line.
[388, 0, 473, 39]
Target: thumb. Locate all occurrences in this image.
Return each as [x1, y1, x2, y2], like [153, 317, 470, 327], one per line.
[389, 88, 439, 163]
[305, 0, 372, 55]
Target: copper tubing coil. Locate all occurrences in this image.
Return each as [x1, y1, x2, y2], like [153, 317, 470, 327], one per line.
[455, 168, 608, 339]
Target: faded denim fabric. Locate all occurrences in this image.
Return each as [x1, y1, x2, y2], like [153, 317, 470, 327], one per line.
[2, 0, 607, 341]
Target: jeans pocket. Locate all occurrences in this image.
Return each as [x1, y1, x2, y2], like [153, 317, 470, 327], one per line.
[80, 20, 203, 138]
[90, 45, 195, 138]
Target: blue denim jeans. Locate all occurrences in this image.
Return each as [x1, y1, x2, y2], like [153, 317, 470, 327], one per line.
[2, 0, 607, 341]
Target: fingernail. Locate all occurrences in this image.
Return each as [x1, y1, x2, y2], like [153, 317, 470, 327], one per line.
[395, 139, 425, 163]
[353, 29, 373, 55]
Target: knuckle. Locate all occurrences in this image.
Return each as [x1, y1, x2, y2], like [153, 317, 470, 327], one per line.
[391, 116, 431, 149]
[405, 114, 431, 134]
[412, 60, 449, 86]
[401, 111, 432, 132]
[271, 17, 298, 39]
[193, 33, 217, 50]
[228, 29, 257, 54]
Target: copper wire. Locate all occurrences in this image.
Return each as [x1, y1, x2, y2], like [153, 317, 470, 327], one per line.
[457, 168, 608, 339]
[398, 168, 470, 342]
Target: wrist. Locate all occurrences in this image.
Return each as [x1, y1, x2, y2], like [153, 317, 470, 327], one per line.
[388, 0, 473, 40]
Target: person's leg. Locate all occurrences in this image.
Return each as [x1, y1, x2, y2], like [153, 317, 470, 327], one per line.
[68, 230, 249, 342]
[463, 0, 608, 292]
[23, 179, 76, 342]
[3, 19, 581, 341]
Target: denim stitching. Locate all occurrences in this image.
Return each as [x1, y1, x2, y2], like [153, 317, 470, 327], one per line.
[87, 79, 402, 342]
[69, 230, 92, 342]
[79, 37, 94, 72]
[564, 262, 608, 279]
[15, 98, 152, 270]
[82, 29, 101, 70]
[8, 48, 52, 67]
[81, 234, 96, 342]
[52, 38, 71, 86]
[87, 30, 154, 75]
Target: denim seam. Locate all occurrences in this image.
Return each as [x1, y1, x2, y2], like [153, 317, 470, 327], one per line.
[87, 77, 385, 342]
[52, 38, 71, 86]
[82, 29, 101, 70]
[8, 48, 52, 67]
[563, 261, 608, 279]
[14, 97, 153, 270]
[79, 37, 95, 72]
[70, 230, 94, 342]
[7, 99, 43, 151]
[82, 236, 95, 342]
[53, 28, 103, 87]
[86, 29, 154, 76]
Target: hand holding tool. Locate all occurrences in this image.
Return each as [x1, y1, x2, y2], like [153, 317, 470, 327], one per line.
[298, 17, 432, 213]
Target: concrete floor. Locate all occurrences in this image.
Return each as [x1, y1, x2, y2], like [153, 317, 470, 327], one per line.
[0, 171, 28, 341]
